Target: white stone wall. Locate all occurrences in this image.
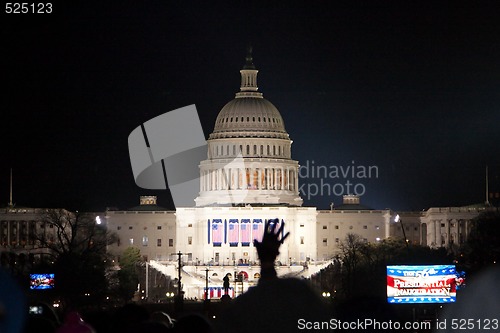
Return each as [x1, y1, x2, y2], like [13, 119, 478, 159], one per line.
[421, 207, 486, 248]
[316, 209, 393, 259]
[106, 210, 176, 261]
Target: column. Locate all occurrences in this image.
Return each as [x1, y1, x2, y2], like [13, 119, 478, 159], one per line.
[281, 167, 285, 190]
[286, 167, 290, 191]
[273, 168, 279, 190]
[258, 168, 262, 190]
[293, 169, 299, 194]
[200, 171, 204, 192]
[249, 168, 254, 189]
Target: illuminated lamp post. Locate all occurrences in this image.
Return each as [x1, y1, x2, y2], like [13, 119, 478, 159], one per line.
[395, 214, 410, 253]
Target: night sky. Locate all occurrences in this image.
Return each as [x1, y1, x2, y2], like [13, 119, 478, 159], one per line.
[3, 1, 500, 212]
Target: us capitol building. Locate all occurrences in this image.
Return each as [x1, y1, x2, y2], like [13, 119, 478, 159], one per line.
[1, 53, 497, 299]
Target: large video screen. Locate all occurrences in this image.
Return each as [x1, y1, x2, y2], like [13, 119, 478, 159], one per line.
[387, 265, 456, 304]
[30, 273, 55, 290]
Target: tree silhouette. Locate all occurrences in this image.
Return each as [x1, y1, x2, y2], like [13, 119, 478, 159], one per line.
[34, 209, 118, 308]
[458, 211, 500, 275]
[115, 246, 142, 302]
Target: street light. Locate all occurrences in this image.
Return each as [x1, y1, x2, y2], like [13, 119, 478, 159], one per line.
[395, 214, 409, 252]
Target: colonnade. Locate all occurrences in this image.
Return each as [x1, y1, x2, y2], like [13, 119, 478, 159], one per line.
[200, 166, 298, 192]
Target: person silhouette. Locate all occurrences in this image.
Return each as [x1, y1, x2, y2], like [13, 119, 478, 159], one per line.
[222, 273, 230, 295]
[217, 219, 330, 333]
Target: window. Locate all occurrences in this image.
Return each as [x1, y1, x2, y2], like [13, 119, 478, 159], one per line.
[117, 226, 121, 230]
[169, 239, 173, 247]
[157, 226, 162, 230]
[157, 239, 162, 247]
[300, 224, 304, 228]
[129, 226, 133, 230]
[129, 238, 134, 246]
[300, 236, 304, 245]
[335, 238, 339, 243]
[335, 226, 339, 230]
[142, 236, 148, 246]
[322, 226, 327, 230]
[188, 236, 192, 245]
[363, 225, 367, 229]
[349, 226, 353, 230]
[188, 223, 193, 228]
[322, 238, 328, 246]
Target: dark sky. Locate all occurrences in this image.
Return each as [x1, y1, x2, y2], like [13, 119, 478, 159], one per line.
[2, 1, 500, 212]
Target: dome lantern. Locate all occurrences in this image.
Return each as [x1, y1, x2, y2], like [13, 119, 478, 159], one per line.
[237, 46, 262, 98]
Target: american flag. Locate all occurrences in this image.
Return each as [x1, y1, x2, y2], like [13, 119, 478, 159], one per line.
[253, 219, 264, 242]
[228, 219, 239, 245]
[212, 219, 223, 245]
[241, 219, 251, 244]
[205, 287, 234, 299]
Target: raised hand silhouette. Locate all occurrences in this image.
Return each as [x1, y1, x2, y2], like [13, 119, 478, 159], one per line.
[253, 218, 289, 264]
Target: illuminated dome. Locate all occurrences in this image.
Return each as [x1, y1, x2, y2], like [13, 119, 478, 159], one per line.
[212, 98, 287, 138]
[195, 48, 303, 207]
[210, 50, 289, 140]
